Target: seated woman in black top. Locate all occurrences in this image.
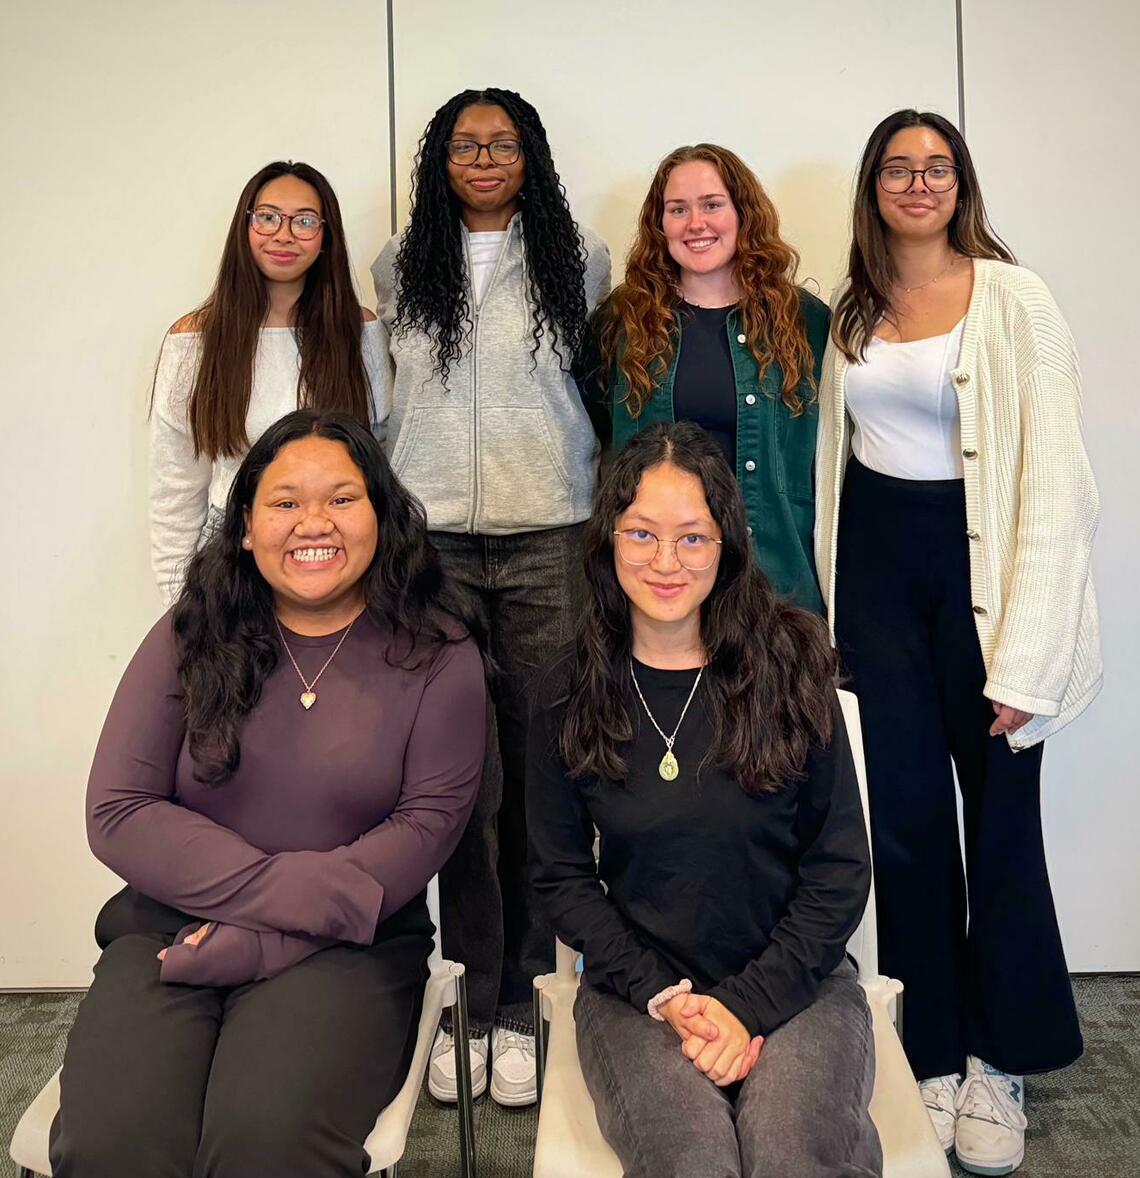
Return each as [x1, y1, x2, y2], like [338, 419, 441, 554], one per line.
[527, 421, 881, 1178]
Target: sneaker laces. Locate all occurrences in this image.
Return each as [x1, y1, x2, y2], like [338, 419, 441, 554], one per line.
[957, 1067, 1027, 1131]
[920, 1074, 960, 1113]
[495, 1028, 535, 1059]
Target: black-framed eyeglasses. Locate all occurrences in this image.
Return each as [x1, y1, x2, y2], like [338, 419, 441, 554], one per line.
[248, 207, 325, 240]
[613, 529, 723, 572]
[445, 138, 522, 166]
[877, 165, 960, 194]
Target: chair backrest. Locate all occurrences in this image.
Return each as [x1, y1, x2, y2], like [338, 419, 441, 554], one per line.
[837, 689, 879, 981]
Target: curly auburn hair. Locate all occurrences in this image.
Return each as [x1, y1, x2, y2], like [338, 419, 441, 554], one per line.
[598, 144, 815, 418]
[393, 87, 588, 383]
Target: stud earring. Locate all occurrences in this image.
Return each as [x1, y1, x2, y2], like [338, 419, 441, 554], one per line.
[241, 536, 253, 549]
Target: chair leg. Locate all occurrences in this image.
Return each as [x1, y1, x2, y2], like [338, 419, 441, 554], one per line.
[19, 1169, 38, 1178]
[379, 1165, 399, 1178]
[894, 988, 905, 1044]
[533, 981, 547, 1109]
[451, 966, 478, 1178]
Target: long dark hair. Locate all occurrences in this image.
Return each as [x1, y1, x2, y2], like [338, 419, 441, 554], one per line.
[179, 161, 373, 459]
[393, 87, 588, 382]
[600, 143, 814, 417]
[832, 110, 1015, 362]
[173, 409, 475, 784]
[559, 422, 836, 794]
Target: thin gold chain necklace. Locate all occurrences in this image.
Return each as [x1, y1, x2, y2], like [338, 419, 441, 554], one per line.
[630, 659, 705, 781]
[275, 614, 360, 710]
[894, 252, 963, 294]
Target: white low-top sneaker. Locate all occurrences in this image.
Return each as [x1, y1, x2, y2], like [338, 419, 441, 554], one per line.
[489, 1027, 537, 1107]
[427, 1026, 489, 1102]
[955, 1055, 1027, 1175]
[919, 1072, 961, 1153]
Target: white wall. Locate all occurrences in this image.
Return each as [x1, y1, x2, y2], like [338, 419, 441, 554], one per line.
[2, 0, 1136, 985]
[0, 0, 390, 987]
[962, 0, 1140, 970]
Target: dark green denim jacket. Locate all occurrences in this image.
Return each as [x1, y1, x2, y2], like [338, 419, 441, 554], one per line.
[580, 289, 829, 613]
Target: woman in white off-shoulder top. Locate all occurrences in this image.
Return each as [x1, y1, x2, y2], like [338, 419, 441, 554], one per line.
[150, 160, 387, 604]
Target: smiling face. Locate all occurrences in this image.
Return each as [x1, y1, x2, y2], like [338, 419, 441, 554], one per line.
[446, 102, 526, 230]
[661, 160, 740, 286]
[243, 435, 378, 630]
[246, 173, 324, 286]
[614, 462, 722, 646]
[875, 125, 958, 244]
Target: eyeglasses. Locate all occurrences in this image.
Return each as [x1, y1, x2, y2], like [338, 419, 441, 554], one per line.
[445, 138, 522, 166]
[877, 165, 960, 194]
[248, 207, 325, 241]
[614, 529, 723, 572]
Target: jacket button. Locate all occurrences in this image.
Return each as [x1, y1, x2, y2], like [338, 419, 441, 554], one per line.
[744, 460, 756, 472]
[954, 373, 970, 386]
[966, 529, 980, 540]
[972, 605, 987, 615]
[745, 394, 756, 405]
[746, 525, 753, 537]
[962, 448, 978, 459]
[737, 333, 746, 344]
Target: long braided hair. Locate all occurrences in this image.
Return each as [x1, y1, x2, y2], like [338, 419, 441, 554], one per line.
[393, 88, 588, 382]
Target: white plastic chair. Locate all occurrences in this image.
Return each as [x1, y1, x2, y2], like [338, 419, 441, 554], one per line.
[9, 876, 477, 1178]
[531, 689, 951, 1178]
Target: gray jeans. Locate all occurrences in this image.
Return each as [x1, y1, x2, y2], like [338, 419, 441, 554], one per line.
[575, 959, 882, 1178]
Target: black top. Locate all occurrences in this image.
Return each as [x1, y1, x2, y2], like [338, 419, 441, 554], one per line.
[526, 654, 870, 1037]
[672, 302, 738, 468]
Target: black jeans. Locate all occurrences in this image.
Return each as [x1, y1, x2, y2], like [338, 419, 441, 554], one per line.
[835, 458, 1082, 1081]
[432, 524, 587, 1032]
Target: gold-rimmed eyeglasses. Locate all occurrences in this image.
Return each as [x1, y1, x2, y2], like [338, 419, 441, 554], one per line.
[248, 207, 325, 240]
[613, 529, 723, 572]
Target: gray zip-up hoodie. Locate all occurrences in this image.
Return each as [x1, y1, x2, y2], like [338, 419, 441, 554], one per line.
[371, 215, 611, 534]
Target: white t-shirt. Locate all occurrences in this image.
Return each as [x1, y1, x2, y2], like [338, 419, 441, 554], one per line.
[844, 319, 966, 479]
[468, 230, 509, 305]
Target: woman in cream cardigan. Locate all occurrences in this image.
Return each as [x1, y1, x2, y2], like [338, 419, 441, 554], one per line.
[816, 109, 1100, 1178]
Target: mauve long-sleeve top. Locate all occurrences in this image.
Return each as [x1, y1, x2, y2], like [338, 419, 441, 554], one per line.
[86, 610, 486, 987]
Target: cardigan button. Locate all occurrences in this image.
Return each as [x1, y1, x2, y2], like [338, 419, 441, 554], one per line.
[744, 460, 757, 472]
[972, 605, 987, 616]
[966, 529, 980, 540]
[745, 394, 757, 405]
[954, 373, 970, 386]
[737, 333, 746, 344]
[962, 448, 978, 459]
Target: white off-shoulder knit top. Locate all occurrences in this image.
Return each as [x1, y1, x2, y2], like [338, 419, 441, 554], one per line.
[149, 321, 388, 605]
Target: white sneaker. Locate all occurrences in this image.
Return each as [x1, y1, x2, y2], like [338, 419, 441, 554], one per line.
[955, 1055, 1027, 1175]
[428, 1026, 488, 1102]
[919, 1073, 961, 1153]
[489, 1026, 537, 1107]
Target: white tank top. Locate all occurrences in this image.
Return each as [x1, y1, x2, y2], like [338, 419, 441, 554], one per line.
[468, 230, 509, 305]
[845, 319, 966, 479]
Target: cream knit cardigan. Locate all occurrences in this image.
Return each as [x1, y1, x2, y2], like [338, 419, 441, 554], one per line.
[815, 259, 1102, 750]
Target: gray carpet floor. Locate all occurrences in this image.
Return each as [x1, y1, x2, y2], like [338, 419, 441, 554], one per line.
[3, 977, 1139, 1176]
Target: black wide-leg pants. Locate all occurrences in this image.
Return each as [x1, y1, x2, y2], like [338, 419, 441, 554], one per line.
[835, 457, 1082, 1082]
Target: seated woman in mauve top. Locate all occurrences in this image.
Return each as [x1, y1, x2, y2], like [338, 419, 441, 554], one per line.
[527, 422, 881, 1178]
[51, 409, 486, 1178]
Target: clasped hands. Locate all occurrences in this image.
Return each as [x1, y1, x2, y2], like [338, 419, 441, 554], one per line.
[658, 992, 763, 1087]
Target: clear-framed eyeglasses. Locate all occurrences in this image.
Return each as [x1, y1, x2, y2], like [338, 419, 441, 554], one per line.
[445, 138, 522, 166]
[876, 164, 960, 194]
[613, 529, 723, 572]
[247, 207, 325, 240]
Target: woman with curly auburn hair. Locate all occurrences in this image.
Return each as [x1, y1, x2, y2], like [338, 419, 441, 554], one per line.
[579, 144, 828, 613]
[371, 87, 611, 1108]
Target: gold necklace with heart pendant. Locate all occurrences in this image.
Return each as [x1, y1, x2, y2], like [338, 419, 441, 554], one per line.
[629, 658, 705, 781]
[275, 613, 360, 710]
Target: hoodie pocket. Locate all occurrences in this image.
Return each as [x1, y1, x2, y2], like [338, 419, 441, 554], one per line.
[388, 405, 472, 530]
[476, 407, 573, 529]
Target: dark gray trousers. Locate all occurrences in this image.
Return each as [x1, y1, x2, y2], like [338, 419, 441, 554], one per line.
[50, 923, 430, 1177]
[432, 523, 587, 1031]
[575, 960, 882, 1178]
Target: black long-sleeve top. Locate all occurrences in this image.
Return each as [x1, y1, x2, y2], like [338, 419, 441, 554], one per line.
[526, 654, 871, 1038]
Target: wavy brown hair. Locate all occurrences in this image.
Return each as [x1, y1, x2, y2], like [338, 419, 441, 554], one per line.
[557, 421, 836, 794]
[597, 144, 815, 417]
[173, 161, 373, 460]
[832, 110, 1015, 362]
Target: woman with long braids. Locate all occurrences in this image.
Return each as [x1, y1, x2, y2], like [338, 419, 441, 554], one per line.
[818, 110, 1101, 1174]
[372, 86, 610, 1106]
[150, 161, 386, 605]
[52, 411, 484, 1177]
[579, 144, 828, 612]
[527, 422, 880, 1178]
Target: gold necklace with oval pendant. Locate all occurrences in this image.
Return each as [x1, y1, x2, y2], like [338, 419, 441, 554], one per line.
[630, 659, 705, 781]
